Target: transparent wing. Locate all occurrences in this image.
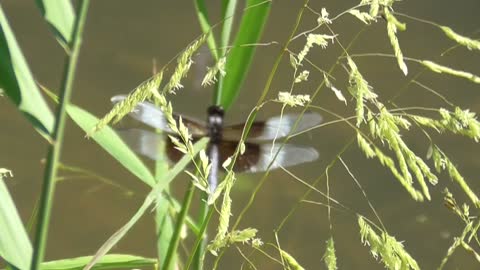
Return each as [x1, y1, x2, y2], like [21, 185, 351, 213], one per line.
[239, 143, 319, 173]
[111, 95, 207, 136]
[117, 128, 319, 173]
[116, 128, 165, 161]
[222, 112, 322, 142]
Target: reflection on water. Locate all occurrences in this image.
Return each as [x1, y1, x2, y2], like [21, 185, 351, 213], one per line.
[1, 0, 480, 269]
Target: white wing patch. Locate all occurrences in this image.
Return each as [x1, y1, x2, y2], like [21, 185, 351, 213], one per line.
[247, 144, 319, 173]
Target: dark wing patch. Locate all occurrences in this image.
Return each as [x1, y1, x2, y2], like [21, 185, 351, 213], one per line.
[117, 129, 319, 173]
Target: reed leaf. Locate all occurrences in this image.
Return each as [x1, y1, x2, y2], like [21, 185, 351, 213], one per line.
[41, 254, 155, 270]
[194, 0, 219, 61]
[0, 6, 54, 137]
[67, 105, 156, 187]
[35, 0, 75, 47]
[217, 0, 271, 109]
[220, 0, 238, 58]
[0, 169, 32, 270]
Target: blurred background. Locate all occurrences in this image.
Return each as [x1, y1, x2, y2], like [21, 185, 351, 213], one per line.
[1, 0, 480, 269]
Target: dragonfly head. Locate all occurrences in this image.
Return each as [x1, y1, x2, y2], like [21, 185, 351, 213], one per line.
[207, 105, 224, 143]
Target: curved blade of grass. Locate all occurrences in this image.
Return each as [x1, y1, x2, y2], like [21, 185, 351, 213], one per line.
[40, 254, 155, 270]
[66, 104, 156, 187]
[83, 138, 208, 270]
[0, 174, 32, 270]
[216, 0, 271, 109]
[35, 0, 75, 47]
[194, 0, 218, 61]
[0, 5, 54, 136]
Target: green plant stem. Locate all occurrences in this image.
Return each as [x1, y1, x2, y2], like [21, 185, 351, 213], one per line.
[30, 1, 90, 269]
[162, 182, 196, 270]
[185, 207, 215, 270]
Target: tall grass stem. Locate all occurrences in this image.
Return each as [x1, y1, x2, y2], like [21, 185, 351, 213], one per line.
[30, 1, 90, 269]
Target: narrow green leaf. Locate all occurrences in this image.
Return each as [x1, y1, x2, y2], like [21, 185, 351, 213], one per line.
[217, 0, 271, 109]
[66, 105, 156, 187]
[153, 130, 176, 270]
[84, 138, 208, 270]
[155, 196, 176, 270]
[41, 254, 155, 270]
[194, 0, 219, 61]
[220, 0, 237, 57]
[0, 5, 54, 136]
[83, 195, 156, 270]
[35, 0, 75, 46]
[0, 172, 32, 270]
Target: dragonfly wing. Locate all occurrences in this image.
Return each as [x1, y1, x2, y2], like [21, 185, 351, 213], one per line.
[117, 128, 318, 174]
[243, 143, 319, 173]
[227, 141, 319, 173]
[111, 95, 208, 136]
[223, 112, 322, 142]
[116, 128, 165, 160]
[111, 95, 172, 131]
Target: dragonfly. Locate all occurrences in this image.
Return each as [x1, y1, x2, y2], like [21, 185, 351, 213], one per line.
[112, 95, 321, 189]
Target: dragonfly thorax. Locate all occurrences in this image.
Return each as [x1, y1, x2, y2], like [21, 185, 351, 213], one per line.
[207, 105, 224, 143]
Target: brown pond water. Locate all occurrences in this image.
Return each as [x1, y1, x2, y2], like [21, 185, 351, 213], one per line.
[1, 0, 480, 269]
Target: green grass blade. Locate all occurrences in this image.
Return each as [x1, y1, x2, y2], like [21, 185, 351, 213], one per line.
[220, 0, 237, 57]
[0, 174, 32, 270]
[213, 0, 237, 105]
[0, 5, 54, 136]
[84, 194, 155, 270]
[155, 198, 176, 270]
[216, 0, 271, 109]
[66, 104, 156, 187]
[40, 254, 155, 270]
[35, 0, 75, 46]
[153, 134, 176, 270]
[194, 0, 219, 61]
[84, 138, 208, 270]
